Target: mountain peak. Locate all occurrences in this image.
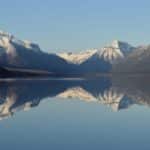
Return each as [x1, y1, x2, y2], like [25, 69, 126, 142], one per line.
[110, 40, 135, 53]
[0, 30, 41, 52]
[95, 40, 135, 63]
[58, 40, 135, 64]
[111, 40, 121, 49]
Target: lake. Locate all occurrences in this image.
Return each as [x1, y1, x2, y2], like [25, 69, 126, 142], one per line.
[0, 76, 150, 150]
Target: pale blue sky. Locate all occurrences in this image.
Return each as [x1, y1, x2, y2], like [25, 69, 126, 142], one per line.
[0, 0, 150, 52]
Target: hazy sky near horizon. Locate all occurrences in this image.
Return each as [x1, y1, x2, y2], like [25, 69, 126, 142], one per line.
[0, 0, 150, 52]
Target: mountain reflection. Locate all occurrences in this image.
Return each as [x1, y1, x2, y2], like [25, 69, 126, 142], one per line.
[0, 76, 150, 120]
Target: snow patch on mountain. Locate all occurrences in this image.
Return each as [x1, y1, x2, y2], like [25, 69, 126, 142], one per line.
[0, 30, 41, 54]
[96, 40, 124, 63]
[0, 30, 73, 74]
[58, 49, 97, 64]
[58, 40, 135, 64]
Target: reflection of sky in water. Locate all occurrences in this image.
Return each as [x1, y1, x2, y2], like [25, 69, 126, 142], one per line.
[0, 77, 150, 149]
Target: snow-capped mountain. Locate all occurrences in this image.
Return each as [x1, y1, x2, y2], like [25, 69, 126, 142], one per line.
[1, 30, 146, 75]
[96, 40, 135, 63]
[58, 40, 135, 74]
[0, 30, 75, 74]
[58, 40, 135, 65]
[0, 30, 41, 52]
[58, 49, 97, 64]
[0, 31, 41, 63]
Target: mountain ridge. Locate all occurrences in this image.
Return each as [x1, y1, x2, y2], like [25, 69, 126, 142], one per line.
[0, 30, 77, 75]
[58, 40, 135, 64]
[0, 30, 150, 75]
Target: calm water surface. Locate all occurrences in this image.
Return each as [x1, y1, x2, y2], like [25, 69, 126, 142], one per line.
[0, 77, 150, 150]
